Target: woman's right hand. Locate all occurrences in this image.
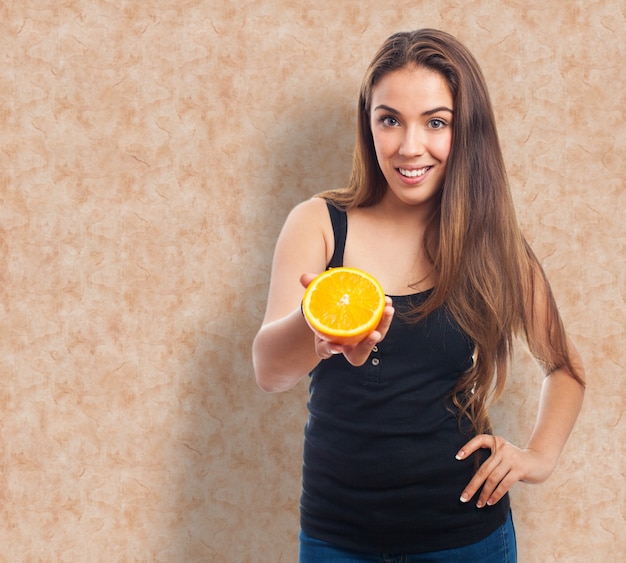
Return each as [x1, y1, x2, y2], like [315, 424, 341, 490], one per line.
[300, 273, 395, 366]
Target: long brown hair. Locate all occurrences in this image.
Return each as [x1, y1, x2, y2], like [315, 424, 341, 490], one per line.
[320, 29, 584, 435]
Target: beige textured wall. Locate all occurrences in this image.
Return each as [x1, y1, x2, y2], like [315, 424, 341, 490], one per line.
[1, 1, 623, 561]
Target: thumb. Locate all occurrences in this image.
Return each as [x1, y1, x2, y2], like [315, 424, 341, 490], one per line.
[300, 273, 319, 289]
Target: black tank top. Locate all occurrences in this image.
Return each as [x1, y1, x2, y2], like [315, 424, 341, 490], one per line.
[299, 201, 510, 553]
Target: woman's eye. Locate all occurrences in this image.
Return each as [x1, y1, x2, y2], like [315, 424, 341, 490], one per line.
[381, 116, 399, 127]
[429, 118, 447, 129]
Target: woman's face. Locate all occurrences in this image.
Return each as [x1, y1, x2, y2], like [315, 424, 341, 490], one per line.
[369, 65, 453, 209]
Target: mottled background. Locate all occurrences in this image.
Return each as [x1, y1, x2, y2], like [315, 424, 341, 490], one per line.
[0, 0, 624, 561]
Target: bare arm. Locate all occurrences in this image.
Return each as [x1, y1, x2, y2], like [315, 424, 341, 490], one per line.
[252, 198, 331, 392]
[457, 264, 585, 507]
[522, 342, 585, 481]
[457, 356, 584, 507]
[252, 307, 322, 392]
[253, 198, 395, 392]
[521, 263, 586, 479]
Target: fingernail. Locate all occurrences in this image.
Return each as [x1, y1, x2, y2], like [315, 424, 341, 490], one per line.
[455, 450, 464, 460]
[476, 501, 484, 509]
[460, 494, 469, 503]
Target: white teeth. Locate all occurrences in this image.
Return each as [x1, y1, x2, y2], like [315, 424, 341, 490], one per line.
[399, 167, 430, 178]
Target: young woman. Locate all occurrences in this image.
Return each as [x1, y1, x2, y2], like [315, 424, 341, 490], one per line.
[253, 28, 585, 562]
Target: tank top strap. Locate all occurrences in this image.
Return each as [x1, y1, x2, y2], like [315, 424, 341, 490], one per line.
[326, 200, 347, 268]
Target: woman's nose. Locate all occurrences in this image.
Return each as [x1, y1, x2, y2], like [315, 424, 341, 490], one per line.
[399, 126, 426, 157]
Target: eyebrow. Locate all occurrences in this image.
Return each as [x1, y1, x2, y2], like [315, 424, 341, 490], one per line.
[373, 104, 454, 116]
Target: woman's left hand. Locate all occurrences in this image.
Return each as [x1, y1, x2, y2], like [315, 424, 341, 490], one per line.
[456, 434, 556, 508]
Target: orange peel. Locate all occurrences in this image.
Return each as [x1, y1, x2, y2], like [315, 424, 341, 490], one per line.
[302, 267, 386, 345]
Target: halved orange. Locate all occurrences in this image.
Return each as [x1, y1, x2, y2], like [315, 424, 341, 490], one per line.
[302, 267, 386, 345]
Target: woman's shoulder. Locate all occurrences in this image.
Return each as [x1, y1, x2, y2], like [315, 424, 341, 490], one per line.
[284, 196, 332, 226]
[277, 197, 335, 259]
[296, 195, 329, 211]
[294, 197, 340, 266]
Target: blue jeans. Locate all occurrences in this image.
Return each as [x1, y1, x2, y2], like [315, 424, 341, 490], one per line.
[299, 510, 517, 563]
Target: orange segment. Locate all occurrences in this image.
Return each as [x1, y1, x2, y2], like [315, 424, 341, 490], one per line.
[302, 267, 386, 344]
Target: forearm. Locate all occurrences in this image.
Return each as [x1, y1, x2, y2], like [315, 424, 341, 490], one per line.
[252, 308, 321, 393]
[524, 367, 585, 482]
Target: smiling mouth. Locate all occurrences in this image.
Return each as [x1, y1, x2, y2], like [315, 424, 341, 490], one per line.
[398, 167, 432, 178]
